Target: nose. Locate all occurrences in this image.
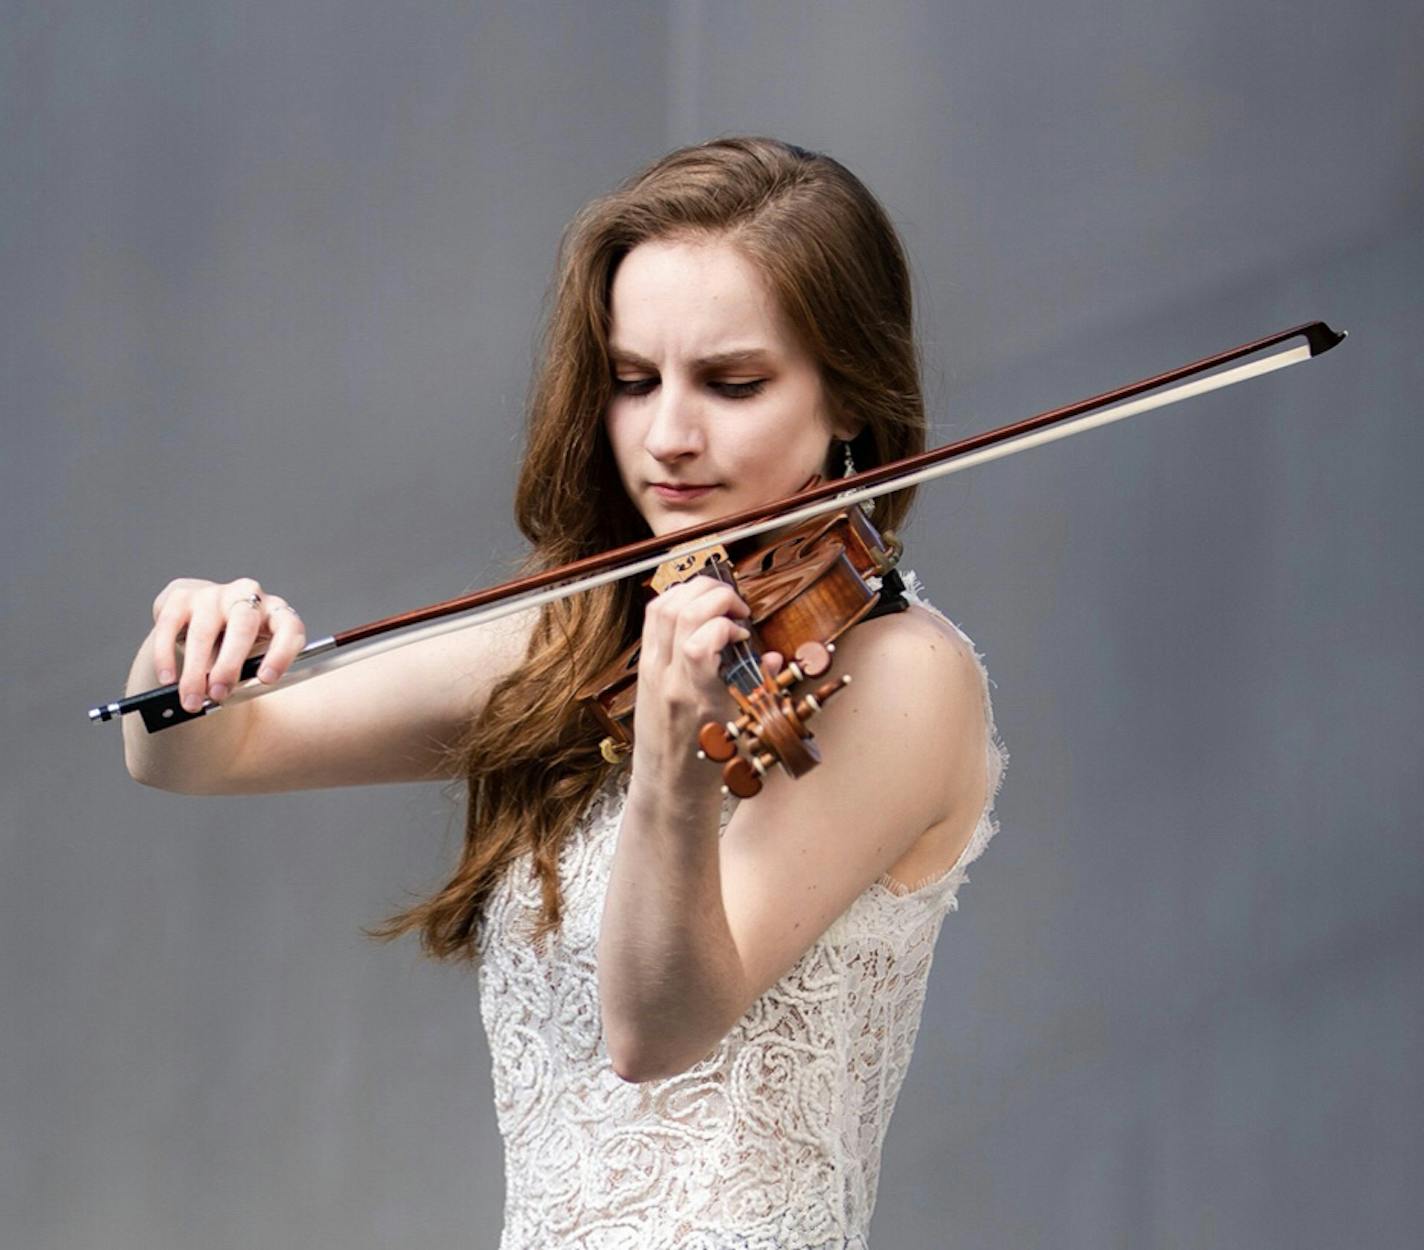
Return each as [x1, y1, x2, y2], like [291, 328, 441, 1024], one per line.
[642, 379, 705, 463]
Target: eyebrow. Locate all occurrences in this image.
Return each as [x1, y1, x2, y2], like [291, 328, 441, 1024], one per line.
[607, 346, 773, 371]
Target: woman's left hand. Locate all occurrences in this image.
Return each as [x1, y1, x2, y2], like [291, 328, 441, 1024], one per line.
[628, 575, 755, 783]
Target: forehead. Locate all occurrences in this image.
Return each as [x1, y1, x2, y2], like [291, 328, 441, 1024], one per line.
[607, 238, 796, 357]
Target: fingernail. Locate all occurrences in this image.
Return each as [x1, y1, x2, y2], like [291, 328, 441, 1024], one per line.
[209, 682, 229, 701]
[159, 668, 175, 684]
[181, 693, 201, 713]
[258, 665, 277, 683]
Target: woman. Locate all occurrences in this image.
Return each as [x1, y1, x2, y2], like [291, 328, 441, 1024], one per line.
[124, 137, 1005, 1249]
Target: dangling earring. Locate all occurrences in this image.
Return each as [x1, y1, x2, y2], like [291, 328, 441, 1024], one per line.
[840, 439, 874, 516]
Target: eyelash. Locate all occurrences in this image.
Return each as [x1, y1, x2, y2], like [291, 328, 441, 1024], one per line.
[612, 377, 766, 400]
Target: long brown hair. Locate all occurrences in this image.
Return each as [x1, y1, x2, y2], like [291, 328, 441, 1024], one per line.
[374, 137, 927, 958]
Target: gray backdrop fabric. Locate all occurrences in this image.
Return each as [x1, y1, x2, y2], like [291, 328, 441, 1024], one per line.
[4, 2, 1420, 1247]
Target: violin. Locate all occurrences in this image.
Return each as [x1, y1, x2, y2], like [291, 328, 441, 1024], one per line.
[578, 503, 905, 797]
[89, 321, 1346, 790]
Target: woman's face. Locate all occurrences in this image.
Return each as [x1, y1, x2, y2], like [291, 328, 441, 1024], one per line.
[604, 237, 854, 537]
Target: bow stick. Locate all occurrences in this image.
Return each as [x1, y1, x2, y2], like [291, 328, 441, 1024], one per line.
[90, 320, 1346, 732]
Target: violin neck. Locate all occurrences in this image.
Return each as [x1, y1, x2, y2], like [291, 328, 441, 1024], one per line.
[703, 558, 765, 696]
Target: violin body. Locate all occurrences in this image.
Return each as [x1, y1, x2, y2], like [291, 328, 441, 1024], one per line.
[577, 506, 902, 792]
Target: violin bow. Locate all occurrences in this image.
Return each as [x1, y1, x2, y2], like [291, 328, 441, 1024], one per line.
[90, 320, 1346, 733]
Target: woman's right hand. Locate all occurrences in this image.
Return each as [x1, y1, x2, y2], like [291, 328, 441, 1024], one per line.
[150, 577, 308, 712]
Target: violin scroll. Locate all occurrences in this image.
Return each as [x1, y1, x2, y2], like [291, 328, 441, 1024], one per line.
[696, 658, 853, 798]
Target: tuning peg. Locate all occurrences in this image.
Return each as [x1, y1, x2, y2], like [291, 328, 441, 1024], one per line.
[697, 720, 739, 762]
[721, 756, 763, 798]
[794, 673, 851, 721]
[793, 640, 833, 677]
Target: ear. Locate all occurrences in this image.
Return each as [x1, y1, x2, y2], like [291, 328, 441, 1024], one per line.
[828, 409, 864, 444]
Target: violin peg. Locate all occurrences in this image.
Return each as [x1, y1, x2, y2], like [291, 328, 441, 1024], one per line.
[697, 721, 738, 762]
[599, 736, 630, 764]
[793, 640, 832, 678]
[808, 674, 851, 707]
[722, 757, 763, 799]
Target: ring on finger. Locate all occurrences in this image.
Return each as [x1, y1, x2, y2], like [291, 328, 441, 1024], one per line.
[231, 592, 263, 611]
[269, 604, 300, 619]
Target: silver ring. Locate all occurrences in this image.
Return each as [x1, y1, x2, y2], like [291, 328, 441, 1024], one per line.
[232, 592, 262, 611]
[270, 604, 299, 618]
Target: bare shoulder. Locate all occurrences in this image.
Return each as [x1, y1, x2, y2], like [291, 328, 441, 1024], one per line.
[830, 601, 987, 724]
[717, 599, 993, 998]
[813, 602, 991, 866]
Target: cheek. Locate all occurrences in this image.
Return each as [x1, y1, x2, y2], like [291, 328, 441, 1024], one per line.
[752, 423, 831, 493]
[783, 393, 835, 463]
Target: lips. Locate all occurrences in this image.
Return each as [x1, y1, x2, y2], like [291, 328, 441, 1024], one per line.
[650, 482, 718, 503]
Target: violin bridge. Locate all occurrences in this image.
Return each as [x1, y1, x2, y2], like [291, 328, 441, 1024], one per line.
[650, 543, 731, 593]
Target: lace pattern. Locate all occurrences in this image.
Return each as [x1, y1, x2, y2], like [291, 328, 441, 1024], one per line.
[476, 582, 1006, 1249]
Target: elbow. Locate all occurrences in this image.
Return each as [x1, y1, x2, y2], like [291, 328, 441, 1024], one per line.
[608, 1046, 689, 1086]
[597, 949, 748, 1083]
[609, 1054, 664, 1085]
[124, 741, 205, 795]
[123, 721, 170, 790]
[126, 760, 184, 793]
[603, 1019, 712, 1085]
[124, 742, 165, 790]
[605, 1028, 674, 1085]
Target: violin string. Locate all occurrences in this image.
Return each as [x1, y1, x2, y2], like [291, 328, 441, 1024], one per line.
[706, 558, 763, 695]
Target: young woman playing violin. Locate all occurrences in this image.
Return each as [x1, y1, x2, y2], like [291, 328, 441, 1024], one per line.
[122, 137, 1005, 1249]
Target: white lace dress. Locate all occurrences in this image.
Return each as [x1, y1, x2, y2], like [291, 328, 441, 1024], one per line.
[475, 592, 1006, 1249]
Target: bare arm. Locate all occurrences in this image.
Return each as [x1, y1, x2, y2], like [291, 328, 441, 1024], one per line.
[598, 589, 990, 1083]
[123, 576, 534, 795]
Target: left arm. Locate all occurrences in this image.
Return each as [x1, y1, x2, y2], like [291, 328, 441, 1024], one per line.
[598, 595, 989, 1082]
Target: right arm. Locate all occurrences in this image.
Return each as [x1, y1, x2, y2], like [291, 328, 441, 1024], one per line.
[123, 577, 534, 795]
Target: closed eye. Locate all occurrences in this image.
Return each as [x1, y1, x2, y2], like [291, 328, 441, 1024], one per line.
[611, 376, 766, 399]
[709, 379, 766, 399]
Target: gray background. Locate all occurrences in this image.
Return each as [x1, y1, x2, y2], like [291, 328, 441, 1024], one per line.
[4, 2, 1420, 1247]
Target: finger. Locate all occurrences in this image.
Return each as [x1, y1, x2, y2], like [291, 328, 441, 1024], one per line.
[152, 577, 204, 624]
[208, 599, 267, 699]
[177, 598, 225, 713]
[658, 575, 749, 615]
[683, 577, 751, 619]
[658, 580, 749, 639]
[643, 582, 713, 663]
[226, 576, 264, 603]
[639, 599, 674, 673]
[670, 589, 751, 665]
[255, 602, 307, 683]
[644, 580, 749, 672]
[151, 598, 193, 685]
[680, 616, 753, 667]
